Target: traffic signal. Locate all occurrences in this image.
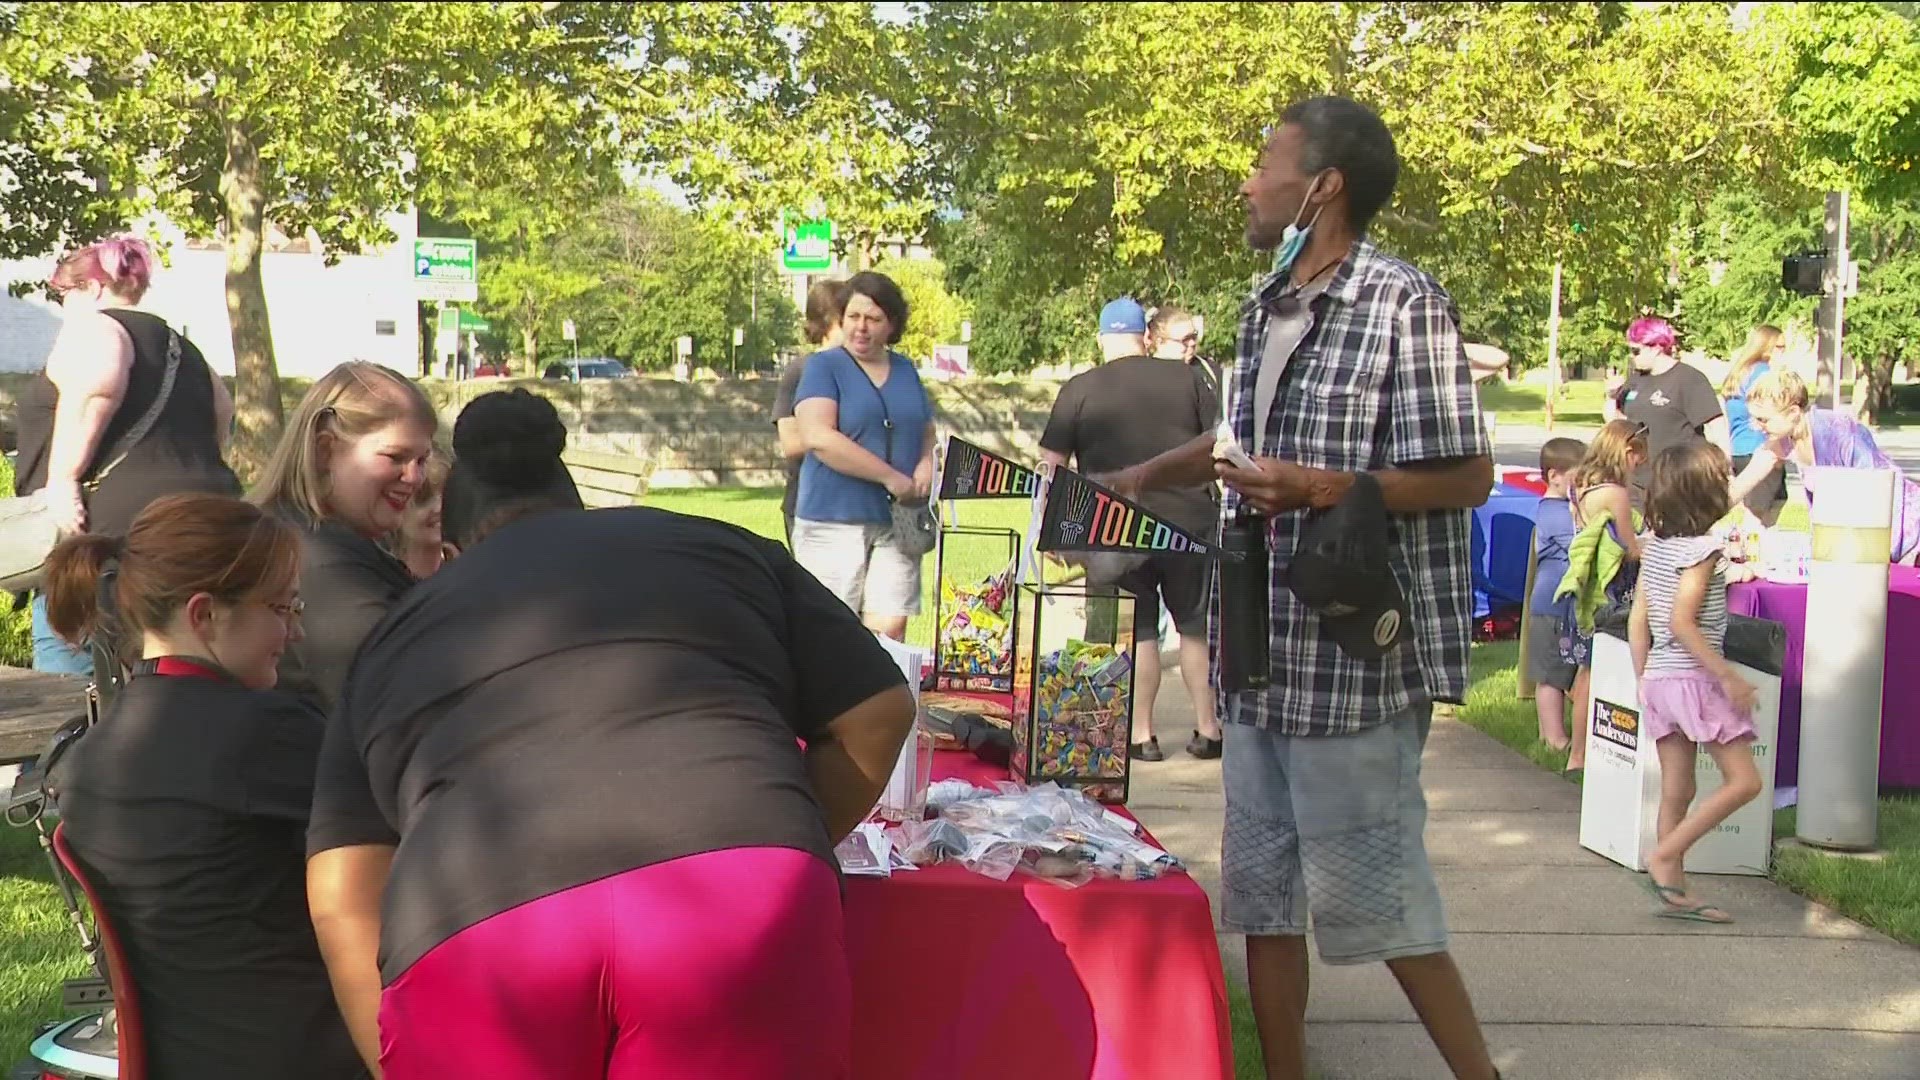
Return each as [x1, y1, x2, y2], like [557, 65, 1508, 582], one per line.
[1782, 251, 1827, 296]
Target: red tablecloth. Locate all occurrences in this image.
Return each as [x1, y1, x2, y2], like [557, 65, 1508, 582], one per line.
[1727, 566, 1920, 788]
[844, 751, 1233, 1080]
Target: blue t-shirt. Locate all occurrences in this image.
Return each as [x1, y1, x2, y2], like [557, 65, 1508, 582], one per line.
[1530, 496, 1577, 615]
[794, 347, 933, 524]
[1724, 362, 1771, 457]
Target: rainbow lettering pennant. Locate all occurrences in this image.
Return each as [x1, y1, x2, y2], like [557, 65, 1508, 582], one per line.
[937, 436, 1041, 500]
[1034, 467, 1231, 558]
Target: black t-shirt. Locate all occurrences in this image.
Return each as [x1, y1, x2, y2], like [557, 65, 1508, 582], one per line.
[1616, 363, 1723, 493]
[50, 670, 365, 1080]
[273, 513, 417, 716]
[306, 506, 908, 982]
[1039, 355, 1220, 532]
[16, 309, 240, 537]
[773, 355, 810, 520]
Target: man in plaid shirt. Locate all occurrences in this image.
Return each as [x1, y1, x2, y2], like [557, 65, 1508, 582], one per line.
[1118, 97, 1500, 1080]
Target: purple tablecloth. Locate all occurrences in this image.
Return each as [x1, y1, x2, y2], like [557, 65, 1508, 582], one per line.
[1726, 566, 1920, 789]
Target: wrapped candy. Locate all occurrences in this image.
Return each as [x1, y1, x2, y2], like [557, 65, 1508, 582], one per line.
[936, 563, 1017, 691]
[1011, 584, 1137, 803]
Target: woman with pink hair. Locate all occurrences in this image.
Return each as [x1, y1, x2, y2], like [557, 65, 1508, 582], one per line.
[15, 235, 241, 675]
[1603, 316, 1729, 502]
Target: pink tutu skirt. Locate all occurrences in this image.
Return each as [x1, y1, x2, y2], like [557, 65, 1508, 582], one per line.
[1640, 670, 1756, 745]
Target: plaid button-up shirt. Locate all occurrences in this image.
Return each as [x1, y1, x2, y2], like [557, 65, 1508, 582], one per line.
[1211, 239, 1490, 736]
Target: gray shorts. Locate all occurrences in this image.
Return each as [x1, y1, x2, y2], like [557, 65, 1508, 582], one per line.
[790, 519, 924, 618]
[1221, 704, 1449, 965]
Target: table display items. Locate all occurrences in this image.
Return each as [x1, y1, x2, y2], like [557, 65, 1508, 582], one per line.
[1713, 505, 1766, 584]
[1758, 530, 1812, 583]
[891, 777, 1183, 887]
[1011, 582, 1136, 803]
[931, 530, 1021, 691]
[872, 633, 935, 823]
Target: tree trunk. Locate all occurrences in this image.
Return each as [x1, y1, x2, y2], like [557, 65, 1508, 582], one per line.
[219, 119, 283, 481]
[522, 325, 538, 369]
[1860, 355, 1895, 423]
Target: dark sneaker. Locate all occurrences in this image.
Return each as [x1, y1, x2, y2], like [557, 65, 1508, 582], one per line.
[1128, 737, 1164, 762]
[1186, 732, 1223, 760]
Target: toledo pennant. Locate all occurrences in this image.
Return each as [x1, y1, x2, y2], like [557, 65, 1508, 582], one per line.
[974, 454, 1036, 496]
[1088, 490, 1202, 553]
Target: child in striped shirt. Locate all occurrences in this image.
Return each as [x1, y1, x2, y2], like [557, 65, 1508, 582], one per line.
[1628, 442, 1763, 924]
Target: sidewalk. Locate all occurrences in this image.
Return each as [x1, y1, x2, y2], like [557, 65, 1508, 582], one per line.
[1125, 682, 1920, 1080]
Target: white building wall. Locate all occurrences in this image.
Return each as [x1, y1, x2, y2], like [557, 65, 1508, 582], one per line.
[0, 211, 421, 380]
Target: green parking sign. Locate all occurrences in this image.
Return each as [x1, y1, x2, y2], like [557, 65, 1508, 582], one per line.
[781, 215, 834, 273]
[414, 237, 478, 301]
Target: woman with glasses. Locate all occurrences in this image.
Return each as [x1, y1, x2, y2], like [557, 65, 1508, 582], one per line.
[14, 236, 241, 676]
[249, 362, 437, 714]
[44, 494, 366, 1080]
[1603, 317, 1729, 503]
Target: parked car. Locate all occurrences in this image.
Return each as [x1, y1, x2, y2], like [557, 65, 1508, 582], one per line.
[542, 358, 633, 382]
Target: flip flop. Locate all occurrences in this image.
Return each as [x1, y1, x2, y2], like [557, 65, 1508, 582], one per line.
[1641, 875, 1735, 923]
[1658, 903, 1734, 924]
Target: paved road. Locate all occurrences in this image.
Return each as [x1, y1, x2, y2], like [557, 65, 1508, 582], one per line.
[1495, 424, 1920, 476]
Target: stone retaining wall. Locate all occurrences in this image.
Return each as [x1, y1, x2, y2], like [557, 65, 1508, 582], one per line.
[0, 372, 1068, 489]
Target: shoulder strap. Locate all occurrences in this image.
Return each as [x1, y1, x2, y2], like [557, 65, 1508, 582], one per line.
[86, 328, 182, 487]
[859, 355, 896, 468]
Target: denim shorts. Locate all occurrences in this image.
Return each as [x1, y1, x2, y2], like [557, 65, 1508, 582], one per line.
[1221, 704, 1448, 965]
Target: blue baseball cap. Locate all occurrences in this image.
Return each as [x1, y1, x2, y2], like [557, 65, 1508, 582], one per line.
[1098, 297, 1147, 335]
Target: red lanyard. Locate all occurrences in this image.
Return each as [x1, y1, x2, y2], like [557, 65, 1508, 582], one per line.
[150, 657, 229, 682]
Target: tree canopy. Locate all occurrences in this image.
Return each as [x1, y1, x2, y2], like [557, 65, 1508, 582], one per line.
[4, 1, 1916, 422]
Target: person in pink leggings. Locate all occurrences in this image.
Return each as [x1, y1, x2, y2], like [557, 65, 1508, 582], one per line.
[305, 390, 917, 1079]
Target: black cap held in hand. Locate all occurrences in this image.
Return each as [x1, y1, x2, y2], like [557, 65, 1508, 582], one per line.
[1287, 472, 1406, 660]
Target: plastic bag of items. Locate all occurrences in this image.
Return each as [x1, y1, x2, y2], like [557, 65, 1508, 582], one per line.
[895, 780, 1183, 888]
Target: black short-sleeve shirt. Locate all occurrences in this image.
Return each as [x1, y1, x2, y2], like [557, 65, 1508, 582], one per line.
[306, 506, 908, 982]
[1616, 363, 1723, 494]
[1039, 355, 1220, 532]
[273, 513, 417, 715]
[51, 670, 365, 1080]
[774, 354, 810, 521]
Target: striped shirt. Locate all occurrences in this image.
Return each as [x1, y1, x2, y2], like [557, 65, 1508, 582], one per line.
[1640, 535, 1728, 676]
[1209, 239, 1490, 736]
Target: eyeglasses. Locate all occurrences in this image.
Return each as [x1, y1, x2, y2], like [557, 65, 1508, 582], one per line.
[265, 598, 305, 623]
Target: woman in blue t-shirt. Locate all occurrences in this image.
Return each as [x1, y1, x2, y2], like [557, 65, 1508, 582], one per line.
[1720, 325, 1787, 523]
[791, 271, 936, 641]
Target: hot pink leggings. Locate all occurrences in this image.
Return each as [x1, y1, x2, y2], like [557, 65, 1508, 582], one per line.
[378, 846, 849, 1079]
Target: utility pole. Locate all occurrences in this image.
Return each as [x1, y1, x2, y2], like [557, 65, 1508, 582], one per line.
[1546, 259, 1563, 431]
[1818, 191, 1848, 412]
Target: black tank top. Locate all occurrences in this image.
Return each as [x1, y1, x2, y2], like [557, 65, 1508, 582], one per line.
[16, 309, 240, 536]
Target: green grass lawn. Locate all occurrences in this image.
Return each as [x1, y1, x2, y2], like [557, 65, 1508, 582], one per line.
[1477, 378, 1608, 429]
[0, 826, 90, 1060]
[645, 488, 1035, 651]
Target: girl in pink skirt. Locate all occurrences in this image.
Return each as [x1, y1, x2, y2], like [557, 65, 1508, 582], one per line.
[1628, 442, 1765, 923]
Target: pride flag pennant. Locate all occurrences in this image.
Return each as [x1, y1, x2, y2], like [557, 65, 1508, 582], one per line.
[1034, 467, 1229, 559]
[936, 436, 1041, 500]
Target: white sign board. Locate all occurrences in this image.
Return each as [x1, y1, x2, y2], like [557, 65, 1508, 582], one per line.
[676, 335, 694, 358]
[562, 319, 577, 342]
[416, 279, 478, 303]
[872, 634, 931, 823]
[1578, 630, 1780, 876]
